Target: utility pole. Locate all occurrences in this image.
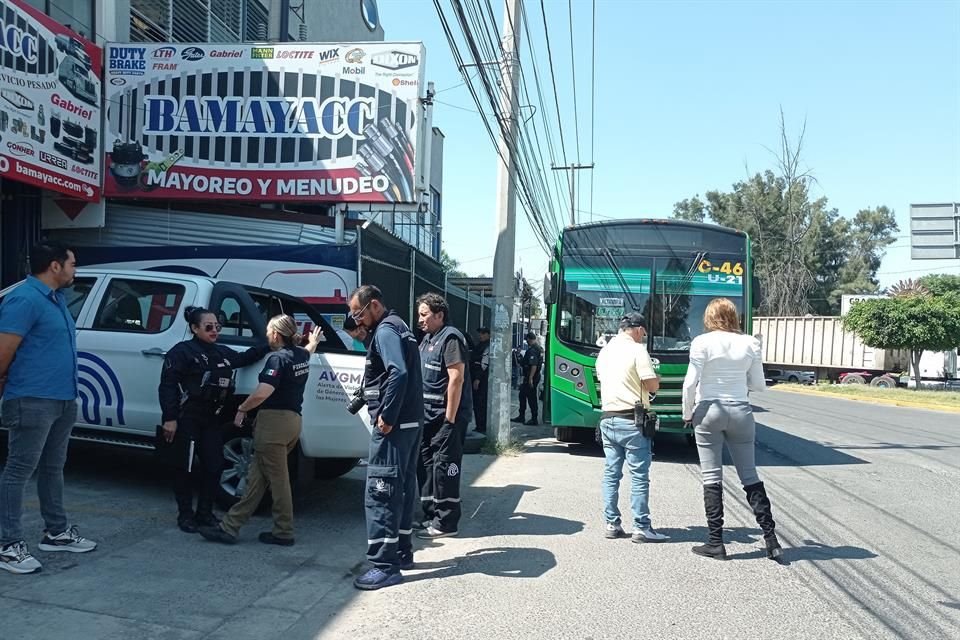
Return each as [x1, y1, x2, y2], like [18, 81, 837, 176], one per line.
[552, 163, 595, 226]
[488, 0, 522, 448]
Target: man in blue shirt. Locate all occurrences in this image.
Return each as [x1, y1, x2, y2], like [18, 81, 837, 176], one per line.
[0, 242, 97, 575]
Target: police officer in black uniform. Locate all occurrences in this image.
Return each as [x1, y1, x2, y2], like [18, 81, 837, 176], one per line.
[470, 327, 491, 433]
[415, 293, 472, 538]
[349, 285, 424, 591]
[512, 332, 543, 425]
[159, 306, 269, 533]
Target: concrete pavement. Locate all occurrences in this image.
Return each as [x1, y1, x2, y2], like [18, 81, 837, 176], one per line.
[1, 390, 958, 639]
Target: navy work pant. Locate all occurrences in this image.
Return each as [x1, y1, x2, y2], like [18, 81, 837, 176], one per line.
[365, 422, 422, 571]
[418, 416, 467, 532]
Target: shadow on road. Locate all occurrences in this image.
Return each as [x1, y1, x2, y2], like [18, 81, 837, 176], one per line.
[726, 539, 879, 564]
[404, 546, 557, 582]
[656, 525, 760, 545]
[755, 423, 869, 467]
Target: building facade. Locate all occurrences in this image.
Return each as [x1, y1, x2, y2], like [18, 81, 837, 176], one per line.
[0, 0, 440, 287]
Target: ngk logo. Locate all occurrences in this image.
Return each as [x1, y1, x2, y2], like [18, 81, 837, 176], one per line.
[153, 46, 176, 59]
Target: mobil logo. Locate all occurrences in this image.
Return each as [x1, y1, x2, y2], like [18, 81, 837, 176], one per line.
[77, 352, 126, 426]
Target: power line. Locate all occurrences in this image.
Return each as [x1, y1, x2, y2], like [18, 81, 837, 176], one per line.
[589, 0, 596, 223]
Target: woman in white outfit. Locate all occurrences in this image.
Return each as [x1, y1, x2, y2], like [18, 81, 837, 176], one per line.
[681, 298, 783, 561]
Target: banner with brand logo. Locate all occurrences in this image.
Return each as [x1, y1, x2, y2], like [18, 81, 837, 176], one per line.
[0, 0, 102, 201]
[103, 42, 425, 203]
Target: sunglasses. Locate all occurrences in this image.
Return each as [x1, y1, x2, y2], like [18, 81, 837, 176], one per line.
[203, 323, 222, 332]
[350, 302, 371, 322]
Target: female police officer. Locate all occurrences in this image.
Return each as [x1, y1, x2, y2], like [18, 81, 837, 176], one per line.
[198, 314, 311, 546]
[158, 306, 270, 533]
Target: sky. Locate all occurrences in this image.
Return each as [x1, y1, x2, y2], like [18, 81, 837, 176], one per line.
[379, 0, 960, 290]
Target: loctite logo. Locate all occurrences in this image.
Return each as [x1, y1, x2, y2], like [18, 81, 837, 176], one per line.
[153, 46, 176, 59]
[371, 51, 418, 71]
[276, 50, 314, 60]
[6, 141, 34, 157]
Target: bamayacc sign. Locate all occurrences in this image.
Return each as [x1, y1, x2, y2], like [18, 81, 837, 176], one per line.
[103, 42, 426, 203]
[0, 0, 102, 201]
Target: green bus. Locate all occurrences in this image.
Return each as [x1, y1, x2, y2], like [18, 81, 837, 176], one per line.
[542, 219, 757, 443]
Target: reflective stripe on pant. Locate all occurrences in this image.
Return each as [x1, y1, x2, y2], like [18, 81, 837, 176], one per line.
[418, 416, 466, 532]
[167, 410, 223, 516]
[221, 410, 302, 539]
[366, 422, 421, 569]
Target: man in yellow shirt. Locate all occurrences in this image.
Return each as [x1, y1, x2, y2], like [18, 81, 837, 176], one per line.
[594, 313, 669, 543]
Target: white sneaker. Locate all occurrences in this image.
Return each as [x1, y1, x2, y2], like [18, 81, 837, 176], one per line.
[38, 525, 98, 553]
[632, 528, 670, 543]
[604, 522, 626, 539]
[0, 541, 43, 574]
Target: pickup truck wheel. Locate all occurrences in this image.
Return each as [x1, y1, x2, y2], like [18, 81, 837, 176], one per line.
[841, 373, 866, 385]
[313, 457, 359, 480]
[787, 374, 800, 383]
[217, 437, 311, 511]
[218, 436, 255, 510]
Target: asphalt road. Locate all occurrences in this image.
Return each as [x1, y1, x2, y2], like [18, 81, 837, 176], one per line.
[1, 389, 958, 639]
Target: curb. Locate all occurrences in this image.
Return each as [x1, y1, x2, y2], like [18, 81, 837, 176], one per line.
[769, 385, 960, 414]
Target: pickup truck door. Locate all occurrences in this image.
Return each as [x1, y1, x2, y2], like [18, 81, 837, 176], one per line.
[75, 274, 197, 435]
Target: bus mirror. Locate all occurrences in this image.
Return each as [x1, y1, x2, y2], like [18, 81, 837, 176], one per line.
[751, 275, 763, 308]
[544, 273, 558, 305]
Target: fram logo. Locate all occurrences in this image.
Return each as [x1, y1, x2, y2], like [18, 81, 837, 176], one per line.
[370, 51, 418, 71]
[77, 352, 126, 426]
[153, 46, 176, 59]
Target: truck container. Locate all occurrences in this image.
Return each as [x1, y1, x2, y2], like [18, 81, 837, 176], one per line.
[753, 316, 910, 384]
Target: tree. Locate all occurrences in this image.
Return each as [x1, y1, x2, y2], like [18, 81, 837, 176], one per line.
[842, 295, 960, 385]
[918, 274, 960, 297]
[517, 273, 542, 319]
[673, 112, 898, 315]
[440, 249, 467, 278]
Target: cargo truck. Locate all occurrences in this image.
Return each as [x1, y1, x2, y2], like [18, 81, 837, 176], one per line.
[753, 316, 959, 387]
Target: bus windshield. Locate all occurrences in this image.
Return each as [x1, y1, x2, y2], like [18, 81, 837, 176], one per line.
[557, 223, 747, 352]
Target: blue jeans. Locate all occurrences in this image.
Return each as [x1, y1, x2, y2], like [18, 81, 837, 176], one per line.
[600, 416, 652, 530]
[1, 398, 77, 545]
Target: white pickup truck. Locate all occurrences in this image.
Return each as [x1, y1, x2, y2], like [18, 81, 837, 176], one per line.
[0, 269, 371, 504]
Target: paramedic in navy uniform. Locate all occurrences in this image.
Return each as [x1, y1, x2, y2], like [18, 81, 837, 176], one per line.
[349, 285, 424, 591]
[158, 306, 269, 533]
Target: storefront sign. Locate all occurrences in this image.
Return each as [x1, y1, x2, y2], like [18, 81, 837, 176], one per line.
[0, 0, 102, 201]
[103, 42, 425, 203]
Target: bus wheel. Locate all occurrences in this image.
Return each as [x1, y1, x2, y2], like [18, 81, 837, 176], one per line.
[555, 427, 592, 444]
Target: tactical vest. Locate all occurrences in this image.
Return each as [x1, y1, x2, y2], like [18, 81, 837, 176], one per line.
[182, 342, 236, 410]
[420, 324, 473, 424]
[363, 311, 422, 426]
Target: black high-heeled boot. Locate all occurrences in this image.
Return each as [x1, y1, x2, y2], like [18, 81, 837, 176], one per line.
[744, 481, 783, 560]
[692, 483, 727, 560]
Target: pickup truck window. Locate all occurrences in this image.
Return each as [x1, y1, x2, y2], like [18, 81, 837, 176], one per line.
[215, 295, 257, 340]
[93, 279, 184, 333]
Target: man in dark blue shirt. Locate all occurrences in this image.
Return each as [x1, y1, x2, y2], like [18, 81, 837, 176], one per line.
[0, 242, 97, 575]
[349, 285, 424, 590]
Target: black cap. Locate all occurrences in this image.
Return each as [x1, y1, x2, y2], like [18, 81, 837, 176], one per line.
[620, 312, 646, 329]
[525, 331, 537, 340]
[477, 327, 490, 334]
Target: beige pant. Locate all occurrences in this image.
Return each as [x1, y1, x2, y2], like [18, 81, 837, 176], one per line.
[221, 409, 302, 539]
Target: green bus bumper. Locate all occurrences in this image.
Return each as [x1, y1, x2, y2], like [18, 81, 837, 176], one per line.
[550, 390, 692, 436]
